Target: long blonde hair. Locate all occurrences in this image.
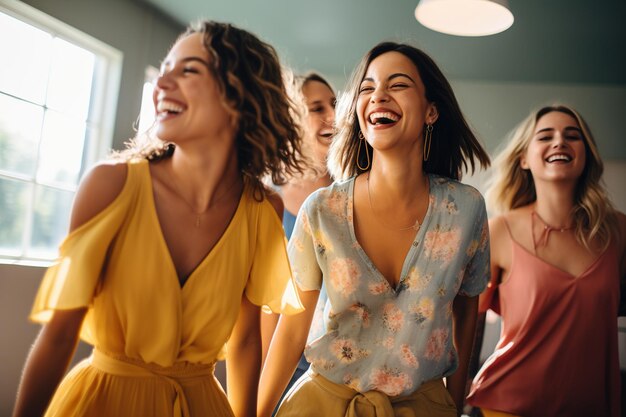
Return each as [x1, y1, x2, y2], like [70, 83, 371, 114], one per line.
[114, 20, 305, 199]
[486, 104, 618, 251]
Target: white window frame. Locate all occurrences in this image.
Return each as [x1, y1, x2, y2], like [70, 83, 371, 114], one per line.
[0, 0, 122, 265]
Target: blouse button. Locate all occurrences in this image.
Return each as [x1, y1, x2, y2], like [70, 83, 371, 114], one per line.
[412, 241, 418, 247]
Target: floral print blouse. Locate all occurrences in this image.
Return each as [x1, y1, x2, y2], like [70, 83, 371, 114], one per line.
[288, 174, 490, 396]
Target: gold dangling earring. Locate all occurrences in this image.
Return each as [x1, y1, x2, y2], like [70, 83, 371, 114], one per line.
[356, 131, 371, 171]
[423, 124, 433, 162]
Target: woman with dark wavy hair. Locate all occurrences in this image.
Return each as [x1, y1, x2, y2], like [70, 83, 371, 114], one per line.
[12, 20, 304, 417]
[467, 104, 625, 417]
[259, 41, 490, 417]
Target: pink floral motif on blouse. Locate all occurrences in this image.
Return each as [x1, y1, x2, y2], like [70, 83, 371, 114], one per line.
[369, 367, 413, 396]
[399, 344, 420, 368]
[326, 190, 347, 219]
[368, 281, 388, 295]
[329, 258, 360, 297]
[382, 303, 405, 333]
[425, 328, 449, 361]
[409, 297, 434, 324]
[404, 267, 432, 292]
[424, 227, 462, 265]
[331, 338, 370, 364]
[349, 302, 371, 327]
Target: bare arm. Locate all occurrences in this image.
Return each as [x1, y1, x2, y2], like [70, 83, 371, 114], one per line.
[227, 295, 262, 417]
[467, 311, 486, 383]
[260, 312, 279, 367]
[448, 294, 479, 416]
[12, 308, 87, 417]
[259, 190, 286, 365]
[12, 162, 127, 417]
[469, 216, 507, 380]
[258, 288, 319, 417]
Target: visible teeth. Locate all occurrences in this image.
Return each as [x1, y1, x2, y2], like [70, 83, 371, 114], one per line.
[547, 154, 572, 162]
[369, 112, 399, 124]
[157, 101, 184, 114]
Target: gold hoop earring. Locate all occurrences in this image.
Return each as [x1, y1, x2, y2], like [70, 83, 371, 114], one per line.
[423, 124, 433, 162]
[356, 131, 371, 171]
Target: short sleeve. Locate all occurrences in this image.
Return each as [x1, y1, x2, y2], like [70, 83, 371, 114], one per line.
[30, 164, 134, 323]
[458, 196, 490, 297]
[245, 200, 303, 315]
[287, 199, 323, 292]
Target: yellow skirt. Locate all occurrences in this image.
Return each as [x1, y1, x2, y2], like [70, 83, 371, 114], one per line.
[276, 370, 457, 417]
[44, 349, 233, 417]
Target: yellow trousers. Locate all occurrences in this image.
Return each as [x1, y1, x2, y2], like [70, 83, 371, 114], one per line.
[276, 370, 457, 417]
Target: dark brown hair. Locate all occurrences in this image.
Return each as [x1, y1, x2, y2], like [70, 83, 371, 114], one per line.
[329, 41, 490, 180]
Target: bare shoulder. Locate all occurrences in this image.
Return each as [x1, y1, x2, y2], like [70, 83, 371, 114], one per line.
[488, 214, 510, 246]
[70, 161, 129, 231]
[264, 187, 285, 220]
[488, 209, 524, 268]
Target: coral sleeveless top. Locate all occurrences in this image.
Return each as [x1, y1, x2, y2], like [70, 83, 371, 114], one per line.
[467, 219, 621, 417]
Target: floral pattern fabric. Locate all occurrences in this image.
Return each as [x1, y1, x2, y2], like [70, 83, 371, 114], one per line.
[288, 175, 489, 396]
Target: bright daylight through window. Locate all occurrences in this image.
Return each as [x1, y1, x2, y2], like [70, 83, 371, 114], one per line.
[0, 2, 121, 264]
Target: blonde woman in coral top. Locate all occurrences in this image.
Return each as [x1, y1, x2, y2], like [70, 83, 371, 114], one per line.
[467, 104, 626, 417]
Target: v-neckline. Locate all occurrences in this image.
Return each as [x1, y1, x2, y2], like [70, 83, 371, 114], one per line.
[145, 161, 246, 289]
[347, 175, 434, 292]
[510, 237, 608, 280]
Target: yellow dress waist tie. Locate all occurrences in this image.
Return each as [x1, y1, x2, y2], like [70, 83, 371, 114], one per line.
[310, 371, 452, 417]
[90, 349, 215, 417]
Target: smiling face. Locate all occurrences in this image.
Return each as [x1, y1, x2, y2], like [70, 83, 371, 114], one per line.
[152, 33, 235, 146]
[356, 51, 438, 154]
[521, 110, 587, 183]
[302, 79, 336, 165]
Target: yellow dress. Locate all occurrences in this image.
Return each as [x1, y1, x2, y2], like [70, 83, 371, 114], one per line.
[30, 159, 302, 417]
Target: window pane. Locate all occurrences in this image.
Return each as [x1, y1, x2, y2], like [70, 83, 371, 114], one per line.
[37, 110, 86, 186]
[0, 177, 31, 257]
[137, 81, 156, 134]
[0, 12, 52, 104]
[28, 185, 73, 259]
[0, 93, 43, 176]
[46, 37, 95, 119]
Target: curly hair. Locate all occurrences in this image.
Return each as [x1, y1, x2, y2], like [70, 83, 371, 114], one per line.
[486, 104, 618, 251]
[115, 20, 305, 198]
[328, 41, 490, 181]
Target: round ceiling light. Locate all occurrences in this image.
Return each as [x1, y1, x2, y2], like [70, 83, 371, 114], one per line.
[415, 0, 514, 36]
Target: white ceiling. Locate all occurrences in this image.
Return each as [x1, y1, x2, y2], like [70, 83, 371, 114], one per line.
[140, 0, 626, 86]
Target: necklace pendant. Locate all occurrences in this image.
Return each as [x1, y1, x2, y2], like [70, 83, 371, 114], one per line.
[195, 216, 201, 228]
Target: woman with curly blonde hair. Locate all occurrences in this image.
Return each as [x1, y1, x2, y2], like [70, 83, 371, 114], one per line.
[13, 20, 304, 417]
[467, 104, 626, 417]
